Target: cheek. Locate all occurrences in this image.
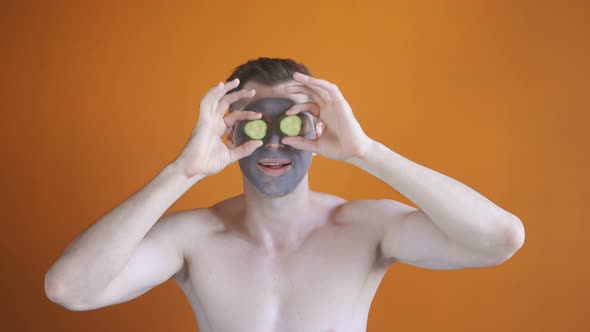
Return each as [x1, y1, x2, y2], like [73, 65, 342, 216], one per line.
[302, 119, 315, 139]
[234, 124, 249, 144]
[294, 149, 313, 163]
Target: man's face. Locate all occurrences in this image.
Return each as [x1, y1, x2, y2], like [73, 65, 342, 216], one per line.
[230, 80, 317, 197]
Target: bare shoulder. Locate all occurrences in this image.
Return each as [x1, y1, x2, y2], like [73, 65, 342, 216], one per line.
[162, 207, 223, 230]
[156, 207, 226, 248]
[209, 194, 246, 223]
[156, 207, 227, 282]
[329, 198, 419, 267]
[309, 191, 348, 219]
[333, 198, 417, 227]
[162, 194, 254, 237]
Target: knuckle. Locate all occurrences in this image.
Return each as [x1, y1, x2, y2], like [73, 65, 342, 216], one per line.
[205, 86, 215, 95]
[217, 95, 231, 106]
[217, 100, 229, 110]
[315, 78, 327, 85]
[222, 112, 233, 121]
[207, 85, 219, 95]
[224, 91, 244, 103]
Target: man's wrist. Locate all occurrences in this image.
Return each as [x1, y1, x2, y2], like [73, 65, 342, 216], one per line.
[166, 159, 205, 187]
[346, 138, 381, 167]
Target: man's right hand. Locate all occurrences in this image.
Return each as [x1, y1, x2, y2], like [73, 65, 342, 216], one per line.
[175, 78, 262, 178]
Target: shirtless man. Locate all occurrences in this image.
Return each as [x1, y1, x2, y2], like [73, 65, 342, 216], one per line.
[45, 57, 525, 332]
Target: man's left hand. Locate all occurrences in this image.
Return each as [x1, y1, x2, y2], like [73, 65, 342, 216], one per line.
[281, 72, 374, 162]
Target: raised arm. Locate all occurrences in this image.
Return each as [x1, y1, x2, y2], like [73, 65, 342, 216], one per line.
[281, 72, 525, 270]
[349, 143, 525, 270]
[44, 78, 263, 310]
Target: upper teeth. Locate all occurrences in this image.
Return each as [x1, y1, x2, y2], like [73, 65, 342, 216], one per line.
[261, 162, 285, 166]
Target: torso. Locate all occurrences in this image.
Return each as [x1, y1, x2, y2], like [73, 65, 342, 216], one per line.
[172, 193, 396, 332]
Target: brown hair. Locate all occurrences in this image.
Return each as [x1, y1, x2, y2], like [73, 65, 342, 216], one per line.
[226, 57, 313, 111]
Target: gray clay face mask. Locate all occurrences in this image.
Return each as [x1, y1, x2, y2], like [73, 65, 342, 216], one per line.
[234, 97, 316, 197]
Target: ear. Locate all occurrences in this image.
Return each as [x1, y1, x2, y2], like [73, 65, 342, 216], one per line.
[315, 120, 325, 139]
[226, 125, 236, 148]
[312, 120, 325, 157]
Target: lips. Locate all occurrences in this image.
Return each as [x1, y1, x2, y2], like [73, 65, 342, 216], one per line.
[257, 158, 292, 175]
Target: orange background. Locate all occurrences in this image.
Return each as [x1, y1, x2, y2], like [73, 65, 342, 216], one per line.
[1, 0, 588, 331]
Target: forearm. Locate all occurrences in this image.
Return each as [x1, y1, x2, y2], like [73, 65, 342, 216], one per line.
[45, 160, 202, 301]
[350, 140, 523, 258]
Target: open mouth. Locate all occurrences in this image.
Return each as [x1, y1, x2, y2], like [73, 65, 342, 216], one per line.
[257, 161, 292, 169]
[257, 159, 292, 175]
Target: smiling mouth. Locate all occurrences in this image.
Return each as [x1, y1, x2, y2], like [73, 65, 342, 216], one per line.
[257, 161, 292, 170]
[256, 159, 293, 176]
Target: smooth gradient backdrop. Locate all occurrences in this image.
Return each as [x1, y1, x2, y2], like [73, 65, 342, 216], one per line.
[1, 1, 588, 331]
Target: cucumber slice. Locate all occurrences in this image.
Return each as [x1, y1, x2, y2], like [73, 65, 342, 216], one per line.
[280, 115, 302, 137]
[244, 119, 267, 140]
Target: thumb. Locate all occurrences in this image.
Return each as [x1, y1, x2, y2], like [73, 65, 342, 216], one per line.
[229, 140, 263, 163]
[281, 136, 319, 153]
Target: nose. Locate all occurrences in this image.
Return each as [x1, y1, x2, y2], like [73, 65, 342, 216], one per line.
[264, 129, 284, 149]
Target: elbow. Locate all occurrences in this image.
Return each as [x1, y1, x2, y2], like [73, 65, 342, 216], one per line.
[489, 215, 526, 265]
[508, 215, 526, 251]
[44, 273, 89, 311]
[45, 271, 65, 304]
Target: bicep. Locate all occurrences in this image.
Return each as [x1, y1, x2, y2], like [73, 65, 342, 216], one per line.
[76, 214, 186, 311]
[381, 208, 496, 270]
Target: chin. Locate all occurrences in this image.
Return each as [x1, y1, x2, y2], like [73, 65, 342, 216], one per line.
[257, 184, 298, 198]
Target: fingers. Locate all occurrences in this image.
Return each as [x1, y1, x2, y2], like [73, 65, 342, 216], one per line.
[201, 78, 242, 111]
[214, 78, 241, 101]
[284, 85, 325, 106]
[281, 136, 319, 153]
[285, 102, 321, 117]
[224, 110, 262, 128]
[229, 139, 263, 163]
[291, 73, 331, 102]
[293, 72, 343, 100]
[218, 88, 256, 113]
[292, 72, 345, 106]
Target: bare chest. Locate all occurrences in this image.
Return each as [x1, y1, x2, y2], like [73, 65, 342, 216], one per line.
[177, 224, 387, 332]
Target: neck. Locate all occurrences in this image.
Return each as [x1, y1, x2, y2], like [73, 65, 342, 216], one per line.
[241, 174, 320, 252]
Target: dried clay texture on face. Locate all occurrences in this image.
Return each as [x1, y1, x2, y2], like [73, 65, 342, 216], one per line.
[235, 98, 315, 197]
